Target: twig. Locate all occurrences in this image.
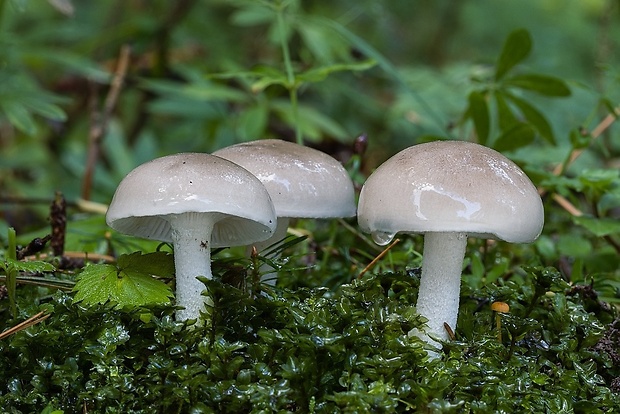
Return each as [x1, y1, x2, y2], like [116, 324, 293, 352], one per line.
[551, 193, 583, 217]
[0, 311, 50, 340]
[81, 45, 131, 200]
[75, 198, 108, 215]
[552, 105, 620, 177]
[16, 234, 51, 260]
[357, 238, 400, 279]
[540, 104, 619, 216]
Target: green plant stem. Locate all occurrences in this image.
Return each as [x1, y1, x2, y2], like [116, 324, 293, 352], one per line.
[319, 220, 339, 272]
[276, 3, 295, 87]
[275, 1, 302, 145]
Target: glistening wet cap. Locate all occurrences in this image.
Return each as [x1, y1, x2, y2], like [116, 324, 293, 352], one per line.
[214, 139, 356, 218]
[357, 140, 544, 244]
[106, 153, 276, 247]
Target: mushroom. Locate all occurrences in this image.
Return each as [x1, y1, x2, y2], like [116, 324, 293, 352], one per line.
[357, 140, 543, 351]
[106, 153, 277, 321]
[213, 139, 356, 284]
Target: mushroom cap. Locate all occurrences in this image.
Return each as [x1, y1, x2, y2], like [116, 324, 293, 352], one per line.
[106, 153, 276, 248]
[213, 139, 356, 218]
[357, 140, 544, 243]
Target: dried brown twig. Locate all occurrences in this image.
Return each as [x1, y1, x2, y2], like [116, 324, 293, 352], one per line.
[0, 311, 50, 340]
[357, 238, 401, 279]
[552, 105, 620, 177]
[541, 105, 620, 217]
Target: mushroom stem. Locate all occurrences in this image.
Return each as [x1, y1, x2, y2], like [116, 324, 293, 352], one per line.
[414, 231, 468, 349]
[247, 217, 290, 285]
[168, 212, 217, 321]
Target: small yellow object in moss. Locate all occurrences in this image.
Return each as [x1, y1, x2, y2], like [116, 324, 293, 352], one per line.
[491, 301, 510, 313]
[491, 301, 510, 342]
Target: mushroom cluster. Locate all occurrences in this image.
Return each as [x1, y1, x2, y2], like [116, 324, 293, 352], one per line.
[106, 138, 543, 354]
[106, 141, 355, 320]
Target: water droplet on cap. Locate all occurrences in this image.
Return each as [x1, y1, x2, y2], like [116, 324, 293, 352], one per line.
[371, 231, 395, 246]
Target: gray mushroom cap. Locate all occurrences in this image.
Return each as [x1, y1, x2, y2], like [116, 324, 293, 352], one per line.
[358, 140, 544, 244]
[213, 139, 356, 219]
[106, 152, 277, 248]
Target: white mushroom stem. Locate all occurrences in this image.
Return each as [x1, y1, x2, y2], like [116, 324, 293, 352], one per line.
[414, 231, 468, 349]
[247, 217, 290, 285]
[168, 212, 218, 321]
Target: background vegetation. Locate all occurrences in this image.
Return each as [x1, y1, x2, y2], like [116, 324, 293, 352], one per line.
[0, 0, 619, 412]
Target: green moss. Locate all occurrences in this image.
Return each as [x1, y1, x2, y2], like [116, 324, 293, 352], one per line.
[0, 267, 618, 413]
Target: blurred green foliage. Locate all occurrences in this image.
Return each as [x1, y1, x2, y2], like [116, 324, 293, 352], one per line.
[0, 0, 619, 412]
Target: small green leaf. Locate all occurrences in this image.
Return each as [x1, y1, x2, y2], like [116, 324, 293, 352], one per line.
[209, 66, 290, 91]
[4, 259, 55, 274]
[296, 60, 376, 84]
[578, 169, 619, 189]
[467, 91, 490, 145]
[600, 97, 620, 119]
[569, 128, 591, 149]
[495, 29, 532, 81]
[22, 97, 67, 121]
[73, 252, 174, 309]
[117, 251, 175, 278]
[297, 18, 350, 64]
[573, 216, 620, 237]
[73, 264, 117, 305]
[271, 100, 348, 142]
[114, 268, 173, 308]
[598, 189, 620, 215]
[230, 3, 273, 26]
[504, 92, 555, 145]
[556, 235, 592, 258]
[236, 104, 269, 140]
[1, 101, 37, 135]
[503, 74, 571, 97]
[41, 403, 65, 414]
[493, 122, 535, 152]
[494, 91, 518, 131]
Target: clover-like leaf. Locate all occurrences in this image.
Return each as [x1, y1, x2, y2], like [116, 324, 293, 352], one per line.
[117, 251, 175, 278]
[73, 251, 174, 310]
